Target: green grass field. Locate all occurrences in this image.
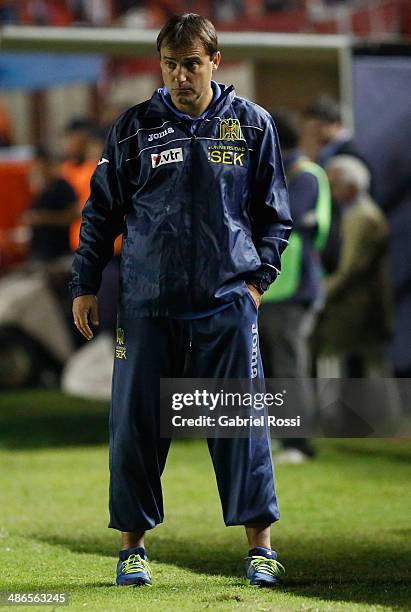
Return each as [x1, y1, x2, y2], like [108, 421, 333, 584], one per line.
[0, 389, 410, 611]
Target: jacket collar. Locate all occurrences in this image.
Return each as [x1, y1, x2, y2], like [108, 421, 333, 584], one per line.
[142, 83, 236, 120]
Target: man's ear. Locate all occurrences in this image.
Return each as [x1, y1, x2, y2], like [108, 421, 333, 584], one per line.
[212, 51, 221, 71]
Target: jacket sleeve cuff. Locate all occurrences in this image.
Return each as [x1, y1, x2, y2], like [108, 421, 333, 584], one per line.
[246, 266, 278, 294]
[70, 285, 98, 299]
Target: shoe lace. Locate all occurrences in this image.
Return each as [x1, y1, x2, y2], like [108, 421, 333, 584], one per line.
[250, 556, 285, 577]
[122, 554, 151, 577]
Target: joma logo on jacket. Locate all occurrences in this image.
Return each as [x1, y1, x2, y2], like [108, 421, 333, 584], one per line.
[147, 126, 175, 142]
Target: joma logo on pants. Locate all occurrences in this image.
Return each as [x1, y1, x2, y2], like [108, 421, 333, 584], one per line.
[251, 323, 258, 378]
[151, 147, 183, 168]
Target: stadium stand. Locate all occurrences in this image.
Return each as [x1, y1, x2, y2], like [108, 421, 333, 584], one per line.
[0, 1, 409, 35]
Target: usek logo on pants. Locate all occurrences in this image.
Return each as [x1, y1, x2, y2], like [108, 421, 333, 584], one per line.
[151, 148, 183, 168]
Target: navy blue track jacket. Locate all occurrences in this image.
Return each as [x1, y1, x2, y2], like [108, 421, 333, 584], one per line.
[70, 84, 292, 317]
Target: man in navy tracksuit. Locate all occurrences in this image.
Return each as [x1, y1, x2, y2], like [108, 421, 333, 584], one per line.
[70, 14, 292, 587]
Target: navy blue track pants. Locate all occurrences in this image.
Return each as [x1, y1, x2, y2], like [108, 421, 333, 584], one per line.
[108, 292, 279, 532]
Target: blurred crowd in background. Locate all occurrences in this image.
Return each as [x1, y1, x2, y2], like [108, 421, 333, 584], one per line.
[0, 2, 410, 456]
[0, 95, 398, 378]
[1, 0, 411, 34]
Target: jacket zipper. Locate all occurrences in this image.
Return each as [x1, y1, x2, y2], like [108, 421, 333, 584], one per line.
[189, 134, 197, 309]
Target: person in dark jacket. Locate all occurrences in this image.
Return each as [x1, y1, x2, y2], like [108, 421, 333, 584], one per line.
[259, 109, 331, 463]
[302, 94, 374, 274]
[70, 13, 292, 588]
[302, 94, 369, 170]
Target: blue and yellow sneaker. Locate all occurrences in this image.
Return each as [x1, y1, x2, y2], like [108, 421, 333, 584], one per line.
[245, 547, 285, 587]
[116, 546, 152, 586]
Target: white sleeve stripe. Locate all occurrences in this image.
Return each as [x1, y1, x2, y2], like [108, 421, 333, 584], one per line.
[240, 125, 264, 131]
[265, 264, 281, 274]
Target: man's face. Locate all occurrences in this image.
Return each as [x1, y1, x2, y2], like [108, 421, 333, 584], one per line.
[64, 129, 90, 160]
[302, 118, 322, 146]
[160, 40, 220, 115]
[302, 118, 335, 147]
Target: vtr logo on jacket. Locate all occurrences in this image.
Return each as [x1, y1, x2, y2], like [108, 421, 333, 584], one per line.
[69, 83, 292, 318]
[151, 147, 183, 168]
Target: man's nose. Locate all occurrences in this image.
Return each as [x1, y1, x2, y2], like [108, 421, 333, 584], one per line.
[174, 64, 187, 83]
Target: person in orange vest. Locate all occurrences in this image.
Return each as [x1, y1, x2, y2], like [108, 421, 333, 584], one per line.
[61, 118, 95, 199]
[66, 125, 123, 256]
[68, 125, 121, 334]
